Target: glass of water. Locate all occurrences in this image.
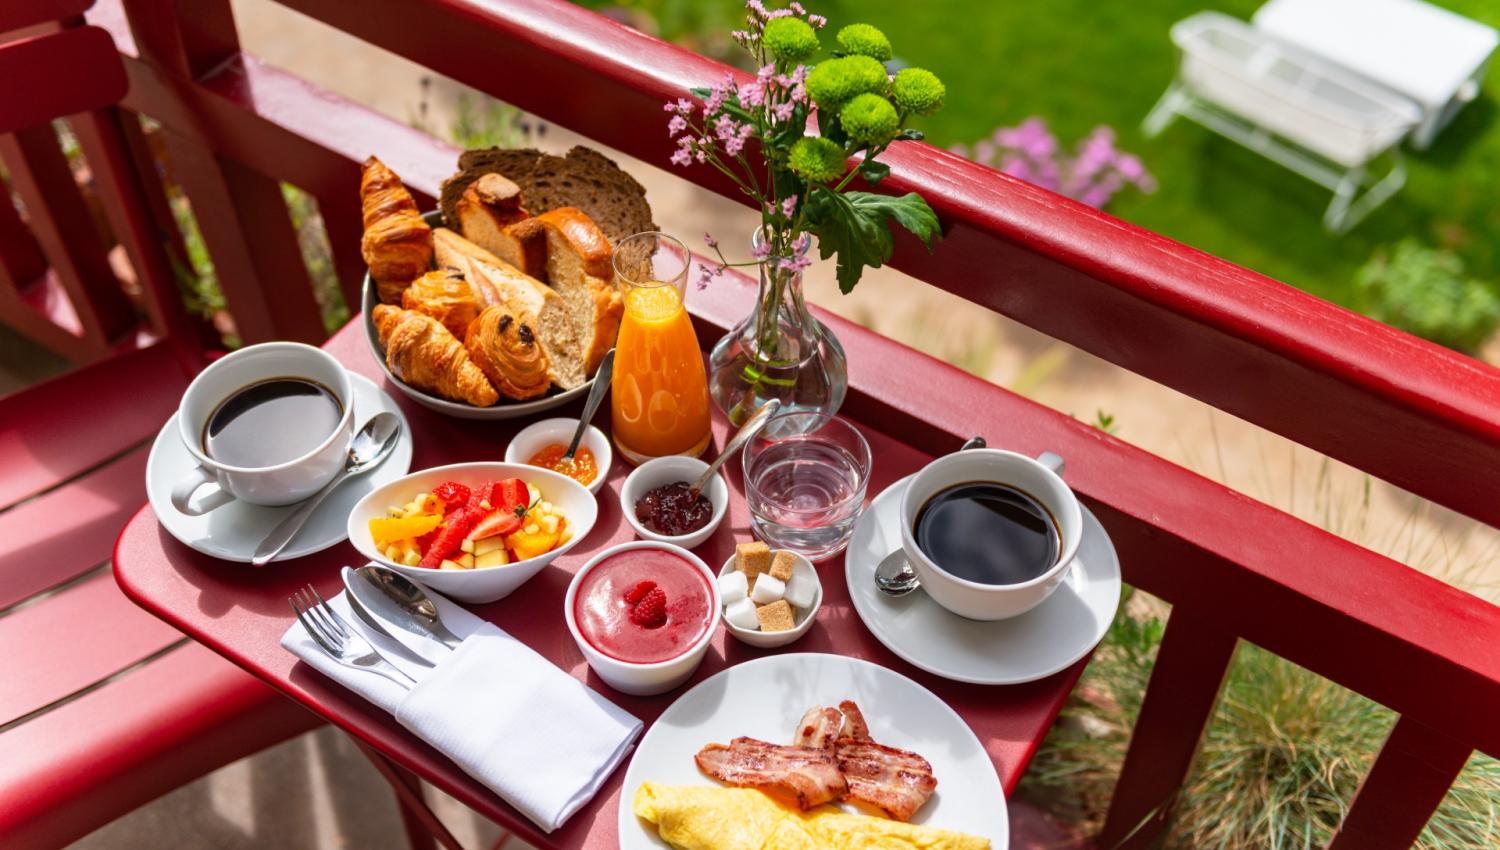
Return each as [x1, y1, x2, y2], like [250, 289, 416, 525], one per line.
[742, 412, 872, 561]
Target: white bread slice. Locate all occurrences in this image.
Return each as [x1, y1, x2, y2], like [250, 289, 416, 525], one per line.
[459, 255, 585, 390]
[508, 208, 624, 375]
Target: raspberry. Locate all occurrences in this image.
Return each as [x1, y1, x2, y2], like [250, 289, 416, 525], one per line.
[623, 580, 657, 605]
[629, 587, 667, 628]
[432, 481, 471, 511]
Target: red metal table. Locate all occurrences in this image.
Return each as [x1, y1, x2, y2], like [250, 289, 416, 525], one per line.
[113, 302, 1087, 849]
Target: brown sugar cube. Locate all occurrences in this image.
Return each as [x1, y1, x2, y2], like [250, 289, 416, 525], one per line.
[756, 599, 796, 632]
[736, 541, 771, 580]
[769, 550, 797, 583]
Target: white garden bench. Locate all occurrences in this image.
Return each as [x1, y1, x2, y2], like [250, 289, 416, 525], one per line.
[1144, 11, 1422, 233]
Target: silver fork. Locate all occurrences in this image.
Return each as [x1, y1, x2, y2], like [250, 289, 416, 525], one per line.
[289, 585, 416, 688]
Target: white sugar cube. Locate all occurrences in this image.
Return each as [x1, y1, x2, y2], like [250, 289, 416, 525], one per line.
[784, 571, 818, 610]
[717, 570, 749, 604]
[749, 573, 786, 605]
[725, 598, 759, 631]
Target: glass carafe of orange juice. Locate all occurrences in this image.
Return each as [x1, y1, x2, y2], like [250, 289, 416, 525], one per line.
[610, 232, 712, 465]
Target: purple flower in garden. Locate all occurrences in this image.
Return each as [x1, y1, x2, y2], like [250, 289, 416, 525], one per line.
[961, 116, 1152, 209]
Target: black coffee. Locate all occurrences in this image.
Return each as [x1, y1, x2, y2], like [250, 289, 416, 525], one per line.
[203, 378, 342, 468]
[915, 482, 1059, 585]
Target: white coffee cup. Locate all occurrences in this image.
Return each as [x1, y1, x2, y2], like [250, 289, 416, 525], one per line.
[899, 448, 1082, 621]
[170, 342, 354, 515]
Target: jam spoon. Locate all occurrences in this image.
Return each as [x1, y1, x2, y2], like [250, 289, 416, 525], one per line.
[687, 399, 781, 501]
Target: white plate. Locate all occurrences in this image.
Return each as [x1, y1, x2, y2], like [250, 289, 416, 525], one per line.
[146, 373, 413, 563]
[845, 475, 1121, 686]
[618, 653, 1008, 849]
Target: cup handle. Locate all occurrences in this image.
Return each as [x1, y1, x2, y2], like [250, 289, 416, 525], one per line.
[1036, 451, 1066, 476]
[170, 464, 233, 516]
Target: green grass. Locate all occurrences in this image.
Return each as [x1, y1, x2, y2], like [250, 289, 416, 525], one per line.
[583, 0, 1500, 310]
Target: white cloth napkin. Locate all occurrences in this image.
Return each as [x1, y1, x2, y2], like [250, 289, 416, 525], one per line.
[280, 580, 641, 833]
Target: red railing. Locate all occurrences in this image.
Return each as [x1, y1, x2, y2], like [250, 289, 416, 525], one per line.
[8, 0, 1497, 846]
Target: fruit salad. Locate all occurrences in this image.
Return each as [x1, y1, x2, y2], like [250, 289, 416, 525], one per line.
[368, 477, 570, 571]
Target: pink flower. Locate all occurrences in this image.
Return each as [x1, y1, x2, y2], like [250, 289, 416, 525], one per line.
[668, 115, 687, 137]
[704, 232, 719, 249]
[790, 1, 806, 14]
[781, 195, 797, 219]
[773, 101, 796, 121]
[751, 239, 771, 260]
[739, 81, 766, 108]
[671, 146, 693, 167]
[696, 262, 724, 290]
[746, 0, 769, 19]
[808, 13, 827, 28]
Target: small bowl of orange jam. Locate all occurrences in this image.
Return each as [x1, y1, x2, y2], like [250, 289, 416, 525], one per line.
[505, 417, 613, 494]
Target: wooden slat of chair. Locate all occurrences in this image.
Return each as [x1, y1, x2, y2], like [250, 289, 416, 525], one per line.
[0, 180, 47, 286]
[159, 130, 326, 344]
[0, 0, 94, 35]
[0, 639, 320, 848]
[0, 28, 126, 132]
[0, 124, 135, 354]
[0, 573, 183, 727]
[0, 445, 149, 610]
[0, 342, 184, 511]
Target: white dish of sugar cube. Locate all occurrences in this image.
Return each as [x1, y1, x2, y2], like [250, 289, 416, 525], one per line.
[717, 549, 823, 648]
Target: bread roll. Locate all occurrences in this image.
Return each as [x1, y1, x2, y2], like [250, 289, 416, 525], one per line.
[464, 306, 551, 401]
[511, 207, 624, 375]
[360, 157, 432, 304]
[456, 174, 544, 277]
[459, 255, 585, 390]
[401, 269, 479, 339]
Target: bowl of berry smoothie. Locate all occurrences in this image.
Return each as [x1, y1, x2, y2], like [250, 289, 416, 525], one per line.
[565, 541, 720, 695]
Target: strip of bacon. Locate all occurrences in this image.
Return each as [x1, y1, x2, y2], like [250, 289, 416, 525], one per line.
[793, 706, 844, 749]
[695, 737, 848, 810]
[837, 699, 870, 740]
[834, 738, 938, 821]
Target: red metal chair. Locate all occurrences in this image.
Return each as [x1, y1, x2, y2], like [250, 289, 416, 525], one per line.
[0, 4, 320, 847]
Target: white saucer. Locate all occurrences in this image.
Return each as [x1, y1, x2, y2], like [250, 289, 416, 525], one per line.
[619, 653, 1007, 848]
[146, 373, 414, 563]
[845, 475, 1121, 685]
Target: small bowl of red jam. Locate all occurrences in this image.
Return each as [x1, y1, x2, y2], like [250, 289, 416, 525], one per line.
[620, 456, 729, 550]
[505, 417, 613, 494]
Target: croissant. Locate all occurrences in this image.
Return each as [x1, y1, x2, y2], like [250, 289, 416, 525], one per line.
[465, 306, 552, 401]
[402, 268, 479, 339]
[371, 304, 498, 406]
[361, 156, 433, 304]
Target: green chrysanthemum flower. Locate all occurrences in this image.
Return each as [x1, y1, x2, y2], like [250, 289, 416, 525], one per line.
[836, 23, 892, 61]
[805, 55, 889, 109]
[787, 136, 847, 183]
[840, 93, 900, 146]
[763, 17, 819, 62]
[892, 67, 945, 116]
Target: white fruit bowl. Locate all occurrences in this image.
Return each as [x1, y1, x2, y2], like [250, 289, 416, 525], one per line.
[347, 461, 598, 603]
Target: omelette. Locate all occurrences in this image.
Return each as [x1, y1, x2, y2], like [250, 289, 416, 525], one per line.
[633, 783, 992, 850]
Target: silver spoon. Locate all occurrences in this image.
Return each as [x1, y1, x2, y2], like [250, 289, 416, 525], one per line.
[687, 398, 781, 500]
[562, 348, 614, 465]
[874, 435, 987, 597]
[251, 413, 403, 566]
[347, 564, 463, 651]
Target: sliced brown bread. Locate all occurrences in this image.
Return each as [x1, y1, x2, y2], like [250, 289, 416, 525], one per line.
[509, 208, 624, 375]
[440, 145, 656, 278]
[454, 174, 547, 277]
[458, 255, 585, 390]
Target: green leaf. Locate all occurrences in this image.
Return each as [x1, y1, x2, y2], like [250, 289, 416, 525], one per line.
[857, 157, 890, 185]
[803, 188, 941, 293]
[689, 86, 711, 99]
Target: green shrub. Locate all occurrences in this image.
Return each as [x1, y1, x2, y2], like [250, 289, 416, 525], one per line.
[1355, 239, 1500, 353]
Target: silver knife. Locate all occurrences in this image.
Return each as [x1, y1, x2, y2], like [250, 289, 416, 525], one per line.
[341, 565, 455, 667]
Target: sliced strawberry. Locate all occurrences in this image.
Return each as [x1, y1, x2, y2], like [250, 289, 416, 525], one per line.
[496, 478, 530, 514]
[464, 481, 496, 513]
[418, 513, 471, 567]
[623, 580, 657, 605]
[469, 508, 522, 541]
[431, 481, 471, 511]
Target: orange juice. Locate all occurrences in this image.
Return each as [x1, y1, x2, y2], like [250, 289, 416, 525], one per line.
[611, 279, 712, 464]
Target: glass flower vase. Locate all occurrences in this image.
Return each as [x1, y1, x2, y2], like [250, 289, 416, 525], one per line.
[708, 229, 847, 426]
